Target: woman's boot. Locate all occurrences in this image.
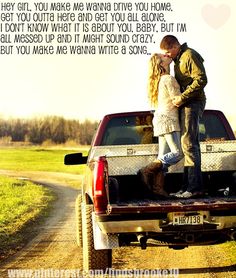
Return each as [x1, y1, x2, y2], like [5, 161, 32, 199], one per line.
[138, 160, 163, 187]
[152, 170, 168, 198]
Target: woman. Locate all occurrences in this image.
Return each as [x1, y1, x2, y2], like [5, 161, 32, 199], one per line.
[139, 53, 183, 198]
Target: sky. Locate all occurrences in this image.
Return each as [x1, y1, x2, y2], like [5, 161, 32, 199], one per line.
[0, 0, 236, 131]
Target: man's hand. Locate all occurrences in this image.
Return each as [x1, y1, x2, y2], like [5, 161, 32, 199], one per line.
[172, 96, 183, 107]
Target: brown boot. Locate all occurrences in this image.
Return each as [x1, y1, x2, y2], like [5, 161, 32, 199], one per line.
[144, 160, 163, 173]
[138, 168, 154, 192]
[138, 160, 163, 190]
[153, 170, 168, 198]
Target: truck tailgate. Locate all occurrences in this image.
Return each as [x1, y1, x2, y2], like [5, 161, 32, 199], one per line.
[107, 197, 236, 214]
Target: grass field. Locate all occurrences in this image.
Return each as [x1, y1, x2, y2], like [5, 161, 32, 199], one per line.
[0, 146, 88, 174]
[0, 145, 88, 259]
[0, 175, 55, 259]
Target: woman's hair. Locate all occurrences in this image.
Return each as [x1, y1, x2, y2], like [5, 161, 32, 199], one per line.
[148, 53, 165, 107]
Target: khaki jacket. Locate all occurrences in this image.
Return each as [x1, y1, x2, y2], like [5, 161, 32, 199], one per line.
[174, 43, 207, 103]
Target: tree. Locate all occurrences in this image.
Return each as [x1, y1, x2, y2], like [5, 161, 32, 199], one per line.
[0, 116, 98, 145]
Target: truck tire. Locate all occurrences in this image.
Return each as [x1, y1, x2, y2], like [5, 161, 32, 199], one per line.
[75, 194, 82, 247]
[82, 204, 112, 271]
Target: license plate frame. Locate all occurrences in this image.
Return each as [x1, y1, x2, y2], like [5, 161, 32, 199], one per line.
[173, 212, 204, 225]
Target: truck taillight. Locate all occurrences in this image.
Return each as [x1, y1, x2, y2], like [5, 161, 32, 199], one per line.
[93, 156, 109, 213]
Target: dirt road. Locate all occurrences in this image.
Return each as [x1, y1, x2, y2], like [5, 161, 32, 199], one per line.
[0, 172, 235, 278]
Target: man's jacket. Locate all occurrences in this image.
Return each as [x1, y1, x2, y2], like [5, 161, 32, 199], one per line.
[174, 43, 207, 104]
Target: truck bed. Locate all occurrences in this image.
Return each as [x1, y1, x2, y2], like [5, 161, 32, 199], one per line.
[107, 196, 236, 214]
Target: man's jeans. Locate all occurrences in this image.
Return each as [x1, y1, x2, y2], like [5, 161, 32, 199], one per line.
[180, 100, 206, 192]
[158, 131, 184, 169]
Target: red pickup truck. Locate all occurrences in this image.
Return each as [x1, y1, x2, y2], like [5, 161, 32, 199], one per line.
[65, 109, 236, 271]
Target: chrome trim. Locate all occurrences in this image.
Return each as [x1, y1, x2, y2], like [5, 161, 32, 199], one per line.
[97, 219, 162, 233]
[96, 215, 236, 234]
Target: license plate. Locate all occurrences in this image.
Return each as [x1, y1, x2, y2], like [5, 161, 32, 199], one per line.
[173, 213, 203, 225]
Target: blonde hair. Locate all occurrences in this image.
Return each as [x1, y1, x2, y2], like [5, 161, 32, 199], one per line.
[148, 54, 165, 107]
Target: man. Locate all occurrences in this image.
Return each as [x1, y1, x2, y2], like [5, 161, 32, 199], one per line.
[160, 35, 207, 198]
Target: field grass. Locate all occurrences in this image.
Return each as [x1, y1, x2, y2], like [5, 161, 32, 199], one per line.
[223, 241, 236, 261]
[0, 145, 88, 259]
[0, 175, 55, 259]
[0, 146, 88, 174]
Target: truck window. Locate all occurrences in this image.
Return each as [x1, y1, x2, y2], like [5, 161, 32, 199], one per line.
[100, 111, 231, 146]
[199, 113, 229, 141]
[101, 115, 154, 145]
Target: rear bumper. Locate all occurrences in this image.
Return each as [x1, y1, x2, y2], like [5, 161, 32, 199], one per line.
[93, 212, 236, 249]
[96, 213, 236, 234]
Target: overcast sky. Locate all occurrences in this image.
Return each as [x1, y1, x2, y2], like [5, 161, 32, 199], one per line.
[0, 0, 236, 130]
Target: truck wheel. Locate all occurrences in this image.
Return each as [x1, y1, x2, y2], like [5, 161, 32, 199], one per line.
[82, 204, 112, 271]
[75, 194, 82, 247]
